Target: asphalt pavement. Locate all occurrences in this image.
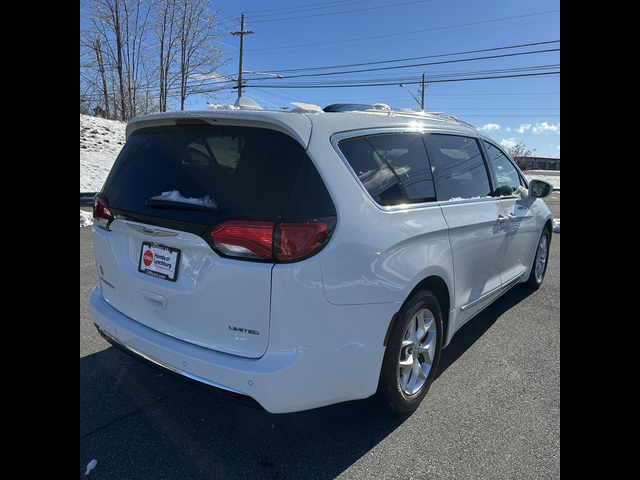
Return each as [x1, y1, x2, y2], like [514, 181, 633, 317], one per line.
[80, 193, 560, 479]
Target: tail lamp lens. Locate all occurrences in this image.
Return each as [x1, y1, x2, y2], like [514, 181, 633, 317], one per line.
[275, 222, 327, 261]
[210, 221, 275, 260]
[93, 194, 112, 230]
[210, 218, 335, 262]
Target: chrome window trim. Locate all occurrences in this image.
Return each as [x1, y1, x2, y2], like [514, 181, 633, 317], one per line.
[331, 128, 493, 212]
[436, 196, 503, 206]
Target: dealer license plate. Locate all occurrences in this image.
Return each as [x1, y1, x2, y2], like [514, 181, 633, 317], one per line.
[138, 242, 181, 282]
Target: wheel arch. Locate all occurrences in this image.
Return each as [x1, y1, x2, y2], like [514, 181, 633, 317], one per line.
[544, 218, 554, 239]
[404, 275, 451, 348]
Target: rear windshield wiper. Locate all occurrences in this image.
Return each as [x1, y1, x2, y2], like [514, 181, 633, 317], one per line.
[145, 198, 220, 212]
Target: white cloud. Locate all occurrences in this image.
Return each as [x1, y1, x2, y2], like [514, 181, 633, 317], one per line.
[500, 138, 517, 149]
[532, 122, 560, 134]
[480, 123, 500, 132]
[516, 124, 532, 134]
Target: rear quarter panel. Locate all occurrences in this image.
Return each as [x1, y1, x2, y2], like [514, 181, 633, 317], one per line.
[307, 135, 454, 307]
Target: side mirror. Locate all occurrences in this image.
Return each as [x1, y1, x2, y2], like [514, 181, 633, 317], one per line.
[529, 179, 553, 199]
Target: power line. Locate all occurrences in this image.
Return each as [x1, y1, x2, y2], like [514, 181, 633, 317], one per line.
[257, 65, 559, 87]
[183, 70, 560, 97]
[279, 48, 560, 79]
[187, 67, 559, 95]
[242, 0, 374, 18]
[267, 41, 559, 74]
[185, 48, 560, 89]
[244, 19, 559, 57]
[246, 11, 560, 52]
[233, 71, 560, 90]
[247, 0, 433, 23]
[188, 45, 559, 92]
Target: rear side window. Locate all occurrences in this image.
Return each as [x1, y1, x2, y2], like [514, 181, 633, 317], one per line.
[102, 125, 307, 225]
[425, 134, 491, 201]
[338, 132, 436, 206]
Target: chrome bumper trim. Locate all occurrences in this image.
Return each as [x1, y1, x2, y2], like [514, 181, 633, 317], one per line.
[94, 324, 247, 396]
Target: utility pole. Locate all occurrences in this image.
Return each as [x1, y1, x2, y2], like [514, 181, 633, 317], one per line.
[400, 73, 427, 110]
[230, 14, 254, 98]
[420, 73, 425, 110]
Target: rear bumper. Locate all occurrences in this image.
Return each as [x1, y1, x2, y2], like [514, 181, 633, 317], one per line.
[94, 322, 260, 406]
[89, 286, 398, 413]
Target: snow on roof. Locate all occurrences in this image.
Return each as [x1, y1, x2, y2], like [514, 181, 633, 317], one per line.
[290, 102, 324, 113]
[204, 104, 239, 111]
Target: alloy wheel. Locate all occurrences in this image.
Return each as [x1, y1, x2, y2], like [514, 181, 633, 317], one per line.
[534, 234, 549, 282]
[398, 308, 437, 396]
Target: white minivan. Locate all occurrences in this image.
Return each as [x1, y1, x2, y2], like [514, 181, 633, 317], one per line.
[90, 102, 553, 414]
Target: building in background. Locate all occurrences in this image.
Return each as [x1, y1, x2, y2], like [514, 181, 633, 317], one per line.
[524, 156, 560, 171]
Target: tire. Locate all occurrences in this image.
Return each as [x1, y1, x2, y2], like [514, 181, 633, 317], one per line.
[524, 227, 551, 290]
[378, 290, 443, 415]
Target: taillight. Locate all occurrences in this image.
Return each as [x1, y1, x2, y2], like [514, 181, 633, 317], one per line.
[93, 193, 112, 230]
[275, 222, 327, 261]
[209, 217, 335, 262]
[210, 221, 275, 260]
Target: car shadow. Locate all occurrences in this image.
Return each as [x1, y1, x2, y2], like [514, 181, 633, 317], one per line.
[80, 286, 535, 479]
[81, 344, 406, 479]
[436, 285, 534, 377]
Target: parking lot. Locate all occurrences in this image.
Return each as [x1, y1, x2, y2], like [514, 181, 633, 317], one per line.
[80, 194, 559, 479]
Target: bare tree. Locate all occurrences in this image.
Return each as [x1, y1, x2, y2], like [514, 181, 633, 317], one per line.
[81, 0, 155, 121]
[152, 0, 178, 112]
[121, 0, 151, 118]
[506, 141, 537, 171]
[81, 0, 226, 118]
[173, 0, 225, 110]
[80, 24, 110, 116]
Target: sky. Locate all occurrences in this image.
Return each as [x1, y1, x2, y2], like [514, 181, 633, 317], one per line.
[79, 114, 559, 232]
[199, 0, 560, 158]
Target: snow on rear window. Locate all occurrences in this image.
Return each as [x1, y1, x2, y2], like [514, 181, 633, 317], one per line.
[150, 190, 218, 209]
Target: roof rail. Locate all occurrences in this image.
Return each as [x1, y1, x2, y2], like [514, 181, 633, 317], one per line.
[322, 103, 473, 126]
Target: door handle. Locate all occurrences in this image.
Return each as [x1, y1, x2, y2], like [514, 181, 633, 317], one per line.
[142, 290, 167, 310]
[497, 215, 510, 224]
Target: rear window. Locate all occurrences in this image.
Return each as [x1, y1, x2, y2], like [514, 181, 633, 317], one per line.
[102, 124, 307, 225]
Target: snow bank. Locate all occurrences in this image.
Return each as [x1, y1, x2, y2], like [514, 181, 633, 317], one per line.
[80, 210, 93, 228]
[80, 114, 126, 192]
